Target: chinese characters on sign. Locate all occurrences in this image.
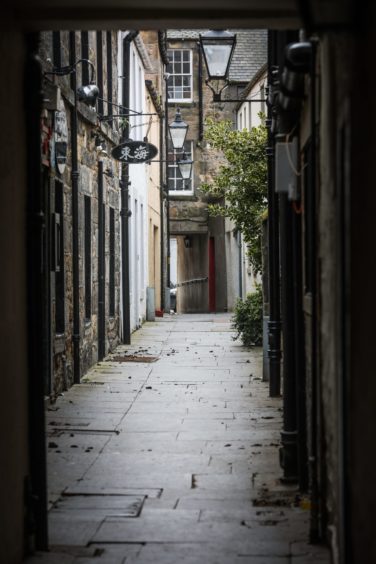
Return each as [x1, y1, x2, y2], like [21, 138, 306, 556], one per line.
[121, 145, 148, 161]
[111, 140, 158, 163]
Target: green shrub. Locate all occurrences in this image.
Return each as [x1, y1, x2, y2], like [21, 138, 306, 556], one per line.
[232, 286, 263, 346]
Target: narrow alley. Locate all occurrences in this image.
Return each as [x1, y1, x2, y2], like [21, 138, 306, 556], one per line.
[28, 314, 329, 564]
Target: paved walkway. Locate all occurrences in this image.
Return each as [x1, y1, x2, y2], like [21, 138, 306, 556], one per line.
[27, 314, 330, 564]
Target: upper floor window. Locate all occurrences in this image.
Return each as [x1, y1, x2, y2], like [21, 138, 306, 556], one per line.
[167, 49, 193, 102]
[168, 140, 194, 195]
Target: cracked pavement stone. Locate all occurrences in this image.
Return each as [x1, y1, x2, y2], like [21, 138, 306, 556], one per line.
[27, 314, 330, 564]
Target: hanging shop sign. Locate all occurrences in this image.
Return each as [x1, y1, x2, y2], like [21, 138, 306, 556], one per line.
[54, 98, 68, 174]
[111, 140, 158, 163]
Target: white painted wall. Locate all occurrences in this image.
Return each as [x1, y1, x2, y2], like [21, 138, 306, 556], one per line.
[170, 237, 178, 287]
[129, 42, 148, 330]
[228, 70, 267, 304]
[118, 32, 149, 333]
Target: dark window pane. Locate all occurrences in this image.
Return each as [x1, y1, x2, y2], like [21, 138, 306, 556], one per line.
[84, 196, 91, 320]
[55, 180, 65, 334]
[109, 207, 115, 317]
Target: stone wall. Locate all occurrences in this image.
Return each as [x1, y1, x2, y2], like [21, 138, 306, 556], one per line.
[167, 35, 246, 312]
[39, 31, 122, 396]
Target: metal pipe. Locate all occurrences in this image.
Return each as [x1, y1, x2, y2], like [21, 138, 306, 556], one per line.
[98, 160, 105, 360]
[292, 202, 308, 491]
[279, 193, 298, 482]
[120, 31, 138, 344]
[237, 230, 242, 298]
[198, 42, 204, 141]
[70, 31, 80, 384]
[309, 38, 320, 544]
[212, 98, 265, 103]
[267, 30, 282, 398]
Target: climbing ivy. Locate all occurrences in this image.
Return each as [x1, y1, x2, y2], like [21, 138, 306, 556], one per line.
[200, 117, 267, 274]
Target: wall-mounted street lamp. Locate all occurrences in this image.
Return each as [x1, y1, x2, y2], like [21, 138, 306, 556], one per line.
[168, 108, 192, 181]
[199, 30, 265, 105]
[168, 108, 189, 150]
[199, 29, 236, 81]
[146, 107, 193, 181]
[199, 30, 236, 103]
[176, 151, 193, 182]
[44, 58, 99, 107]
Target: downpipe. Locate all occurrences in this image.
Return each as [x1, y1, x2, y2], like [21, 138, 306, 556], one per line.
[120, 31, 138, 344]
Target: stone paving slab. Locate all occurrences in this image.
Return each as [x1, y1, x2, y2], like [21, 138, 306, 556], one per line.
[83, 453, 217, 477]
[67, 471, 193, 491]
[92, 515, 291, 550]
[25, 313, 330, 564]
[128, 544, 290, 564]
[104, 437, 208, 454]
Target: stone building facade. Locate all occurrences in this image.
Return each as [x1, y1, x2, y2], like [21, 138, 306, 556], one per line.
[39, 31, 122, 396]
[166, 29, 267, 313]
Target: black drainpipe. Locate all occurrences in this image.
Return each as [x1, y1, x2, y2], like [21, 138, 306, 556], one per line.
[198, 42, 204, 141]
[25, 31, 48, 551]
[267, 30, 282, 398]
[70, 31, 80, 383]
[309, 38, 320, 544]
[98, 160, 105, 360]
[279, 192, 298, 482]
[292, 199, 308, 492]
[121, 31, 138, 344]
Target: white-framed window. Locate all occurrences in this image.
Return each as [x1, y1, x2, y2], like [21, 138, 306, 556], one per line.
[167, 49, 193, 102]
[168, 140, 194, 195]
[238, 111, 243, 130]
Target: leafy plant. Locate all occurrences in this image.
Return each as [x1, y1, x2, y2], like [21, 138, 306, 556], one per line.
[200, 117, 267, 274]
[232, 286, 263, 347]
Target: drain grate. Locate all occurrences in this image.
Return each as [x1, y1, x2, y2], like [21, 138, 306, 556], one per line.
[108, 355, 158, 363]
[57, 494, 145, 517]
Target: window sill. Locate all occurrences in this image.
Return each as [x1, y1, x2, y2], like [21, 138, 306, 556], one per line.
[168, 193, 197, 201]
[168, 100, 193, 106]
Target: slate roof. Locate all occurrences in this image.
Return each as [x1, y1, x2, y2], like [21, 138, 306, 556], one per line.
[166, 29, 267, 84]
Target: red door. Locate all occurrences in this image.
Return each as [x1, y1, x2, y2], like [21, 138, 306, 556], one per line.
[209, 237, 216, 312]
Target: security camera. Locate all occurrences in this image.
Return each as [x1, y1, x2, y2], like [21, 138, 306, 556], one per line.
[163, 73, 171, 81]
